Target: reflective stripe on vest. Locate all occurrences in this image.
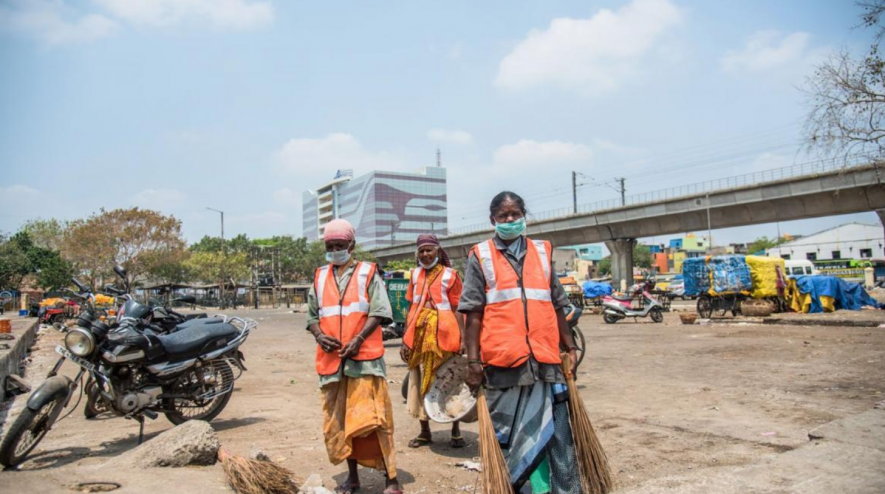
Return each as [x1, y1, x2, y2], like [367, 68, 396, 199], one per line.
[317, 262, 372, 319]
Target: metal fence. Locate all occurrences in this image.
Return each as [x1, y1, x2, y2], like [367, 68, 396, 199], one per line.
[446, 155, 873, 237]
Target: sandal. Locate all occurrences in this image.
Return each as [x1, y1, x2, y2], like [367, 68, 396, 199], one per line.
[450, 435, 466, 448]
[335, 482, 360, 494]
[408, 436, 432, 448]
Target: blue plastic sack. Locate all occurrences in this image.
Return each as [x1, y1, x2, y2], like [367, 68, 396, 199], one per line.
[682, 257, 710, 297]
[708, 255, 753, 295]
[582, 281, 613, 298]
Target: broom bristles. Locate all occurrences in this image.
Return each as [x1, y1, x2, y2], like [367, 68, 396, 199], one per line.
[477, 391, 515, 494]
[218, 448, 300, 494]
[562, 353, 614, 494]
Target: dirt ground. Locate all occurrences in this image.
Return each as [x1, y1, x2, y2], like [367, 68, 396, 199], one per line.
[2, 304, 884, 493]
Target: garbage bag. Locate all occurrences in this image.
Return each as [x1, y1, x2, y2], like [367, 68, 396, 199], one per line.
[582, 280, 613, 298]
[682, 257, 710, 297]
[708, 255, 753, 295]
[746, 256, 787, 299]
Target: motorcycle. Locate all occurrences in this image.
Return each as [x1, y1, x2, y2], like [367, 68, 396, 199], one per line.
[0, 276, 256, 468]
[601, 278, 665, 324]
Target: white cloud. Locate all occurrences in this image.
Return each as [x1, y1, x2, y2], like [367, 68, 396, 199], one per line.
[493, 140, 593, 169]
[276, 133, 402, 179]
[0, 184, 39, 197]
[132, 188, 187, 209]
[495, 0, 683, 95]
[94, 0, 273, 30]
[0, 0, 119, 45]
[427, 128, 473, 145]
[720, 30, 810, 73]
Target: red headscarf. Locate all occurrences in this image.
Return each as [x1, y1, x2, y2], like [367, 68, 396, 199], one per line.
[416, 234, 451, 267]
[323, 219, 355, 243]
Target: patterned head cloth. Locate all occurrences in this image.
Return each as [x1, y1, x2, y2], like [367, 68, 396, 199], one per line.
[323, 219, 355, 243]
[416, 234, 451, 267]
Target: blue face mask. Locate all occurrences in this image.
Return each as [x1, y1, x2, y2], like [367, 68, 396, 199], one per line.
[326, 249, 351, 266]
[495, 217, 526, 240]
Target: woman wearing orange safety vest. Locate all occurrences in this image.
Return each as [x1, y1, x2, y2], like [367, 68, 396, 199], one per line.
[459, 191, 582, 494]
[306, 219, 403, 494]
[399, 234, 466, 449]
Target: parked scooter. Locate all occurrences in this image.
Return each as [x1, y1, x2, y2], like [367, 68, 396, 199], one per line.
[601, 278, 665, 324]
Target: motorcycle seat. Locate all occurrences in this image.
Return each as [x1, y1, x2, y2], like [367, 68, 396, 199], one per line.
[158, 321, 238, 360]
[611, 294, 633, 302]
[184, 313, 207, 320]
[175, 317, 224, 331]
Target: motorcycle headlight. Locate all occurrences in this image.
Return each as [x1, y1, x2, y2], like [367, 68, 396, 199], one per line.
[65, 328, 95, 357]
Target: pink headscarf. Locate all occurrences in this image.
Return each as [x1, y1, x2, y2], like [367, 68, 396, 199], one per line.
[324, 219, 355, 242]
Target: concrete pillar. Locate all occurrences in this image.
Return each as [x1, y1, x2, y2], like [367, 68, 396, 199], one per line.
[878, 210, 885, 256]
[865, 267, 875, 289]
[605, 238, 636, 293]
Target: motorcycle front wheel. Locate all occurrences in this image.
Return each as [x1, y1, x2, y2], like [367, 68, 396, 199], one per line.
[0, 397, 61, 468]
[571, 327, 586, 368]
[163, 359, 234, 425]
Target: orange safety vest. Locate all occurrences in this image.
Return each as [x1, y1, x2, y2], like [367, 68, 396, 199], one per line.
[314, 261, 384, 376]
[472, 238, 561, 368]
[403, 266, 462, 354]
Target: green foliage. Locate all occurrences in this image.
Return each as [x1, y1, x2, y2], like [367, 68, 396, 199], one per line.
[598, 257, 611, 276]
[0, 231, 74, 290]
[384, 260, 415, 273]
[185, 251, 250, 284]
[747, 236, 787, 255]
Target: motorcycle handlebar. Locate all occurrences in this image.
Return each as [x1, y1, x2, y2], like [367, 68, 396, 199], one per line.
[71, 278, 89, 293]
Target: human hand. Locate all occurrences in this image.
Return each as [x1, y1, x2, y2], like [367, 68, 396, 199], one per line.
[568, 348, 578, 380]
[316, 334, 342, 353]
[339, 336, 364, 359]
[466, 362, 484, 393]
[399, 345, 411, 363]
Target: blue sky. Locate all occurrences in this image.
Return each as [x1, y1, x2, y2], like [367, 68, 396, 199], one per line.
[0, 0, 877, 248]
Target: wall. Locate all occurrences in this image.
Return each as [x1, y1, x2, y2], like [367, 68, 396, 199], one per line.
[768, 223, 884, 261]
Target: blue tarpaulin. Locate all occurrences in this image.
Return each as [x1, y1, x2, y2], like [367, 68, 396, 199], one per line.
[682, 255, 753, 296]
[794, 276, 882, 313]
[708, 255, 753, 295]
[682, 257, 710, 297]
[582, 280, 613, 298]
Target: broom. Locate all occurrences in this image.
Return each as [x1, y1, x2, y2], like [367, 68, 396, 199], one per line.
[561, 353, 614, 494]
[217, 448, 300, 494]
[476, 390, 515, 494]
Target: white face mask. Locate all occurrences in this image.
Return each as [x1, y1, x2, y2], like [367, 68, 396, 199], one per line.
[419, 257, 439, 270]
[326, 250, 351, 266]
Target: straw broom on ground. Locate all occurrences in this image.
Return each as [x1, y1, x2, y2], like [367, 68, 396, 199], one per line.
[477, 390, 515, 494]
[561, 353, 614, 494]
[217, 448, 300, 494]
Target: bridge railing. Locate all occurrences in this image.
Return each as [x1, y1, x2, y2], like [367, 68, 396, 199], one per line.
[447, 155, 872, 237]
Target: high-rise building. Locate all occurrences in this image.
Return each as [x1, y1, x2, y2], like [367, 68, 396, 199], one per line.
[302, 167, 448, 249]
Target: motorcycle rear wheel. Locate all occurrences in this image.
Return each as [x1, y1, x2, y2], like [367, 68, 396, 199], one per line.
[163, 359, 234, 426]
[603, 313, 619, 324]
[0, 398, 60, 467]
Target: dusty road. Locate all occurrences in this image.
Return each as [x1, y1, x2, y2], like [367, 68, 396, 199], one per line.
[2, 307, 884, 493]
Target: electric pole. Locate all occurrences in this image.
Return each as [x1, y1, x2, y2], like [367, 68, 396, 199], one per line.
[572, 171, 577, 214]
[206, 207, 225, 308]
[618, 177, 626, 206]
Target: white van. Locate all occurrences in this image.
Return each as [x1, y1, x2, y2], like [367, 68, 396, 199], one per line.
[784, 259, 817, 277]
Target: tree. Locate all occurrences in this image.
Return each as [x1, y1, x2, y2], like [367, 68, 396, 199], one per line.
[64, 208, 187, 288]
[22, 218, 67, 252]
[384, 260, 415, 273]
[185, 251, 250, 285]
[598, 257, 612, 276]
[0, 231, 74, 291]
[747, 236, 788, 255]
[0, 233, 32, 290]
[805, 1, 885, 157]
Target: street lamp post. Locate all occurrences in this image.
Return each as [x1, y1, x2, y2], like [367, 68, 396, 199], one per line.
[206, 207, 225, 308]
